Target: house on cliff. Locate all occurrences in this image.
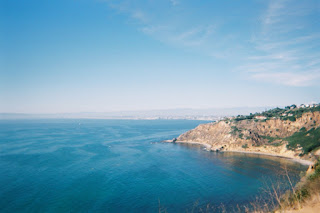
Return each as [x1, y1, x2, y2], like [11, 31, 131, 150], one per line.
[255, 116, 267, 120]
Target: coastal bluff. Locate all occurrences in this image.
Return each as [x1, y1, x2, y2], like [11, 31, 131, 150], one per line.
[174, 109, 320, 163]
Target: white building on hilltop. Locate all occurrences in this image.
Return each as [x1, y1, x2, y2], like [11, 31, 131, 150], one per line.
[255, 116, 267, 120]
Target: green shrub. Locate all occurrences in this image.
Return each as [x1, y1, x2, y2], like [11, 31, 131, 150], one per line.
[239, 133, 244, 139]
[300, 127, 307, 132]
[308, 159, 320, 181]
[242, 144, 248, 149]
[230, 126, 240, 135]
[285, 126, 320, 154]
[260, 135, 279, 143]
[288, 116, 296, 122]
[271, 142, 282, 147]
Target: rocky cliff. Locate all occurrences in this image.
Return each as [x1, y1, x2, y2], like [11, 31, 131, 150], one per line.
[177, 111, 320, 162]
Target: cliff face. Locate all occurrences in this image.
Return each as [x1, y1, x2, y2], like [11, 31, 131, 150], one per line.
[177, 111, 320, 161]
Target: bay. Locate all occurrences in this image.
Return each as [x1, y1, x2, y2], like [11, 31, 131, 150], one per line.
[0, 119, 307, 212]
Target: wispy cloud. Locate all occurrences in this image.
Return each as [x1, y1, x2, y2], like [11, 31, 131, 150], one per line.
[262, 0, 287, 25]
[241, 0, 320, 87]
[142, 24, 216, 47]
[170, 0, 179, 6]
[104, 0, 320, 87]
[131, 10, 148, 22]
[105, 0, 150, 23]
[251, 71, 320, 87]
[103, 0, 227, 55]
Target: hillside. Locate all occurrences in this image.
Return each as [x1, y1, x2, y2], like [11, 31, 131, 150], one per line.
[176, 104, 320, 162]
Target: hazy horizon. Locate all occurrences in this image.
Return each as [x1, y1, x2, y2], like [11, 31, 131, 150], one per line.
[1, 0, 319, 113]
[0, 105, 294, 120]
[0, 105, 275, 114]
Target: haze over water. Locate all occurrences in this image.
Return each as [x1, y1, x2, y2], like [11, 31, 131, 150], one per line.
[0, 119, 307, 212]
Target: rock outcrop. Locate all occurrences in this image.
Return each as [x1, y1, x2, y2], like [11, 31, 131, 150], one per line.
[176, 111, 320, 162]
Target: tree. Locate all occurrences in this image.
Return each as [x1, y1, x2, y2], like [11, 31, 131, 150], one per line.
[291, 104, 297, 109]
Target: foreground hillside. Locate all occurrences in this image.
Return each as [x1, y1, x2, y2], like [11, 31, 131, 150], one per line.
[177, 105, 320, 163]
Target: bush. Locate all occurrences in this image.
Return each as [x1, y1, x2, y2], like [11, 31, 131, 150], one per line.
[271, 142, 282, 147]
[260, 135, 279, 143]
[230, 126, 240, 135]
[242, 144, 248, 149]
[285, 126, 320, 154]
[288, 116, 296, 122]
[299, 127, 307, 132]
[308, 159, 320, 181]
[239, 133, 244, 139]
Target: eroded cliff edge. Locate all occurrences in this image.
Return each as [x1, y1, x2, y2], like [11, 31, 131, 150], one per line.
[176, 108, 320, 163]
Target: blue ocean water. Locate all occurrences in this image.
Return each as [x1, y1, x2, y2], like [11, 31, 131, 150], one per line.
[0, 119, 307, 212]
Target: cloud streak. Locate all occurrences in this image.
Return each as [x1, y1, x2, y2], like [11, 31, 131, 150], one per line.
[251, 71, 320, 87]
[142, 24, 216, 47]
[170, 0, 179, 6]
[103, 0, 233, 56]
[242, 0, 320, 87]
[105, 0, 320, 87]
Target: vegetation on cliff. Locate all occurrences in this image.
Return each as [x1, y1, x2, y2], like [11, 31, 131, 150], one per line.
[177, 104, 320, 162]
[227, 104, 320, 156]
[286, 126, 320, 154]
[233, 104, 320, 122]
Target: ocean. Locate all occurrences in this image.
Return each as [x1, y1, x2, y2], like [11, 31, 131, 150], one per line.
[0, 119, 307, 212]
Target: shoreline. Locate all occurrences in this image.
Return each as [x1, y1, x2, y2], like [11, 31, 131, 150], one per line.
[222, 150, 314, 166]
[163, 140, 314, 166]
[175, 141, 212, 149]
[162, 140, 212, 149]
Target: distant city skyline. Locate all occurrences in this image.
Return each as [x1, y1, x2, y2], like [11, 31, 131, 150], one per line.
[1, 0, 320, 113]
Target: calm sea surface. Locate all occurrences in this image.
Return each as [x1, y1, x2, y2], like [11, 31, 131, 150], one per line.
[0, 119, 307, 212]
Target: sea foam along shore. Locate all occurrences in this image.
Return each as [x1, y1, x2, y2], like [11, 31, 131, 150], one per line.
[162, 140, 314, 166]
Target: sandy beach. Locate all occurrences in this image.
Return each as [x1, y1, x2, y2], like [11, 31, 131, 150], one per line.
[163, 140, 314, 166]
[223, 150, 314, 166]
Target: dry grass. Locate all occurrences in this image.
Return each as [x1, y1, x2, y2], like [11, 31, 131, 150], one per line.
[277, 159, 320, 212]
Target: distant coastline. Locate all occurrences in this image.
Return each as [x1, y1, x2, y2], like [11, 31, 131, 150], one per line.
[0, 106, 271, 120]
[0, 116, 215, 121]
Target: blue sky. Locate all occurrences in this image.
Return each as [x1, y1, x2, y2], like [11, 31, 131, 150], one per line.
[1, 0, 320, 113]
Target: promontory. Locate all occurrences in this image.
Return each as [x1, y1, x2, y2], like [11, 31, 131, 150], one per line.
[171, 104, 320, 165]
